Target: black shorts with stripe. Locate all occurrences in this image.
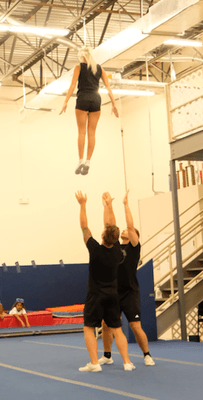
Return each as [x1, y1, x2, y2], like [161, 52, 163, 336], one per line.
[119, 290, 141, 322]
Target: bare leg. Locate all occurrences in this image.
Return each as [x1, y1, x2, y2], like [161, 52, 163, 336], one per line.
[102, 320, 113, 351]
[130, 321, 149, 353]
[112, 327, 131, 364]
[75, 109, 88, 160]
[83, 326, 99, 364]
[86, 111, 101, 160]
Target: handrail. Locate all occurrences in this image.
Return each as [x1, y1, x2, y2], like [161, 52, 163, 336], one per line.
[141, 195, 203, 248]
[153, 224, 203, 267]
[142, 210, 203, 258]
[144, 217, 203, 265]
[154, 244, 203, 288]
[180, 210, 203, 232]
[156, 269, 203, 313]
[140, 195, 203, 313]
[153, 235, 203, 273]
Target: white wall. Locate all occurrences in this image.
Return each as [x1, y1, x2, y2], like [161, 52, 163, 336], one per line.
[120, 90, 170, 230]
[0, 89, 170, 266]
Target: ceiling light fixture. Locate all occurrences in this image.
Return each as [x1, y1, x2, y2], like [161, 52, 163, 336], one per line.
[0, 24, 69, 37]
[99, 88, 154, 96]
[164, 39, 202, 47]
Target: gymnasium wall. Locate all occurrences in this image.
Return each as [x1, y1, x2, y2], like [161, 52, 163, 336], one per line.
[0, 258, 157, 342]
[0, 90, 170, 266]
[0, 263, 89, 311]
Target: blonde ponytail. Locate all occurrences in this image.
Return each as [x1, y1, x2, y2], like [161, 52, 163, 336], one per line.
[78, 47, 97, 75]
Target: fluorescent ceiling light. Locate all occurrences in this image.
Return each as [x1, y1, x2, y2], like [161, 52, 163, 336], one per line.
[164, 39, 202, 47]
[0, 24, 69, 36]
[99, 88, 154, 96]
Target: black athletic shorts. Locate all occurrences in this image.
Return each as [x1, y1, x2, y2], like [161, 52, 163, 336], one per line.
[84, 291, 122, 328]
[76, 92, 101, 112]
[119, 290, 141, 322]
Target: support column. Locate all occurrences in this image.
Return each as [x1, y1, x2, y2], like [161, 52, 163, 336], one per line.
[170, 159, 187, 340]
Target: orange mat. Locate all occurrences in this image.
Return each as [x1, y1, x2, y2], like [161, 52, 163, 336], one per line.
[46, 304, 84, 312]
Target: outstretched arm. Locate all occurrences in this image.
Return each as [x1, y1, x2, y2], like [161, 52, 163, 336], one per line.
[102, 192, 116, 226]
[101, 68, 119, 118]
[59, 64, 81, 115]
[123, 190, 139, 247]
[75, 191, 92, 244]
[14, 314, 25, 327]
[24, 313, 30, 328]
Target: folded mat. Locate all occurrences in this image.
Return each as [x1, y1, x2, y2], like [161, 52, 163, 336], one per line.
[46, 304, 84, 312]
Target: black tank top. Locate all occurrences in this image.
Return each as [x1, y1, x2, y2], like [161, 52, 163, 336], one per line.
[77, 63, 102, 95]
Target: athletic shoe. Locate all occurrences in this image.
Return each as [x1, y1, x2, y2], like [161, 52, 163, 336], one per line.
[81, 161, 90, 175]
[144, 355, 155, 366]
[98, 355, 114, 365]
[79, 362, 102, 372]
[75, 160, 84, 175]
[123, 363, 136, 371]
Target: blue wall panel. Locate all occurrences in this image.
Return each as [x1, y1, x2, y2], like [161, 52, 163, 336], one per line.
[0, 259, 157, 342]
[0, 264, 89, 311]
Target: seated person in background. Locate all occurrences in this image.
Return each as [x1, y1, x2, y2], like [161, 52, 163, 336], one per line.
[0, 302, 7, 319]
[9, 298, 30, 327]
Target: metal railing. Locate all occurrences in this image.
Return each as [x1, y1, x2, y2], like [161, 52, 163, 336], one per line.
[156, 269, 203, 314]
[140, 195, 203, 310]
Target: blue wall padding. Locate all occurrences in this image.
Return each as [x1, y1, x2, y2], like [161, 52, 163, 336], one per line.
[0, 264, 89, 311]
[0, 259, 157, 342]
[122, 259, 157, 342]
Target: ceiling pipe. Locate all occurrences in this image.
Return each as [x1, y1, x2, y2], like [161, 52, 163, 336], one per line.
[19, 0, 203, 120]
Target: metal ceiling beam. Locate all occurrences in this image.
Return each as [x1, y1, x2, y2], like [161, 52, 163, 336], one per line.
[8, 35, 17, 66]
[60, 46, 71, 77]
[0, 0, 50, 46]
[148, 66, 160, 81]
[0, 0, 116, 82]
[44, 54, 69, 73]
[150, 62, 171, 78]
[98, 1, 115, 45]
[1, 0, 141, 16]
[43, 57, 57, 79]
[0, 56, 13, 66]
[13, 76, 39, 91]
[117, 0, 136, 21]
[81, 0, 87, 14]
[122, 27, 203, 79]
[38, 0, 54, 48]
[21, 0, 203, 123]
[0, 0, 23, 22]
[30, 67, 40, 89]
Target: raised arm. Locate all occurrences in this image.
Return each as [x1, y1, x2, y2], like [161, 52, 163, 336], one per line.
[102, 192, 116, 226]
[101, 68, 119, 118]
[59, 64, 81, 115]
[75, 191, 92, 244]
[123, 190, 139, 247]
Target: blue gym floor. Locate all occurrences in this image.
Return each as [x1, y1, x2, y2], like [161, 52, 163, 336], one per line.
[0, 332, 202, 400]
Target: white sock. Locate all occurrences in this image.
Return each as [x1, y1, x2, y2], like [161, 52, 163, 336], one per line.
[85, 160, 90, 166]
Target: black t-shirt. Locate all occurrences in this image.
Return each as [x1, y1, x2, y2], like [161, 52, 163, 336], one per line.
[77, 63, 102, 95]
[86, 237, 124, 295]
[117, 242, 141, 293]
